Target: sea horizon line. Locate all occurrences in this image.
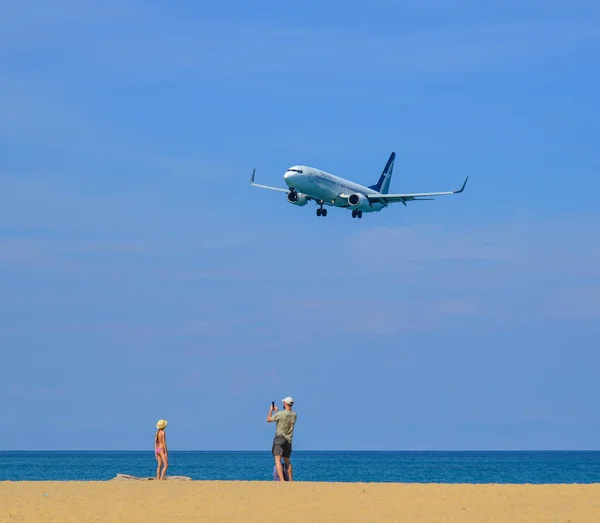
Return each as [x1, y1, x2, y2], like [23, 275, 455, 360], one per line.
[2, 449, 599, 453]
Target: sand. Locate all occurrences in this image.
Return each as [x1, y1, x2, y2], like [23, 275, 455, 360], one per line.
[1, 481, 599, 522]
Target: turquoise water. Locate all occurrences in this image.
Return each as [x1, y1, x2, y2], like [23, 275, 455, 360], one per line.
[1, 451, 600, 483]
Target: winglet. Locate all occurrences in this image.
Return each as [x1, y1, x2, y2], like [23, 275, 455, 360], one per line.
[250, 168, 256, 185]
[454, 176, 468, 194]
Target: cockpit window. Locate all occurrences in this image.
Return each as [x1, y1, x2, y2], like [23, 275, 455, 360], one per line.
[287, 168, 303, 173]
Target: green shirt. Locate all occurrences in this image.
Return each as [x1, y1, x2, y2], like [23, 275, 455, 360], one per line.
[273, 409, 297, 443]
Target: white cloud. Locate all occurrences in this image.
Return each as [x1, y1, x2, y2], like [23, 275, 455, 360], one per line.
[347, 216, 600, 280]
[542, 285, 600, 320]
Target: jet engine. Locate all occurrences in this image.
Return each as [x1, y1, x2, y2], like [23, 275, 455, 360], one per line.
[348, 193, 370, 210]
[287, 190, 308, 206]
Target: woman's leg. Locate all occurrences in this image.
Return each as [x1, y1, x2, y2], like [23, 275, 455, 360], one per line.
[155, 452, 162, 480]
[158, 450, 168, 480]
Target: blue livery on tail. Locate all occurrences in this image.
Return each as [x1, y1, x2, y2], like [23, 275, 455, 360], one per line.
[368, 151, 395, 194]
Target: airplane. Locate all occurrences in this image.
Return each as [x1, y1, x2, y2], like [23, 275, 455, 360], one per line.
[250, 152, 468, 218]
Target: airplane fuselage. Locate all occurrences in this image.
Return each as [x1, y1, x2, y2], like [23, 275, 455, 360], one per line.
[283, 166, 386, 213]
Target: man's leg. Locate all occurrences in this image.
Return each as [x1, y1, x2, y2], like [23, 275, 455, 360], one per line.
[274, 455, 285, 481]
[283, 457, 293, 482]
[283, 440, 293, 482]
[272, 436, 286, 481]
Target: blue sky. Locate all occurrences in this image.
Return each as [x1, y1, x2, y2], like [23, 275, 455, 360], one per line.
[1, 0, 599, 451]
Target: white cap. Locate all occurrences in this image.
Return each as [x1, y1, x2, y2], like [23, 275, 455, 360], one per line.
[282, 396, 294, 406]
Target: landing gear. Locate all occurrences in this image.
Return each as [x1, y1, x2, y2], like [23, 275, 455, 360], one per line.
[351, 210, 363, 219]
[316, 202, 327, 217]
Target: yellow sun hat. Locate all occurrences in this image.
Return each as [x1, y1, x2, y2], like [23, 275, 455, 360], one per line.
[156, 419, 167, 429]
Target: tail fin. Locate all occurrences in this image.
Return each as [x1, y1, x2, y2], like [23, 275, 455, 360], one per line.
[368, 152, 395, 194]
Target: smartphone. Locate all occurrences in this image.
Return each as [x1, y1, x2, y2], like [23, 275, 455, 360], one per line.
[271, 401, 275, 409]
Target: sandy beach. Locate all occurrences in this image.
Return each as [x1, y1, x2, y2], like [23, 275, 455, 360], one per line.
[1, 481, 599, 522]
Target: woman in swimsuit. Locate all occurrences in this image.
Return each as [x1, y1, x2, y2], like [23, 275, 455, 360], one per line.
[155, 419, 168, 480]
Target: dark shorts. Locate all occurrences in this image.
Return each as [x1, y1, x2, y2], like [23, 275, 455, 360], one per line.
[272, 435, 292, 458]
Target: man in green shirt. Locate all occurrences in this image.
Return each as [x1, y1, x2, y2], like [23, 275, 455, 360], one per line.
[267, 396, 297, 482]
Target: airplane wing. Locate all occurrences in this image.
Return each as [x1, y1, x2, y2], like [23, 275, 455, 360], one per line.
[249, 169, 290, 193]
[366, 177, 468, 205]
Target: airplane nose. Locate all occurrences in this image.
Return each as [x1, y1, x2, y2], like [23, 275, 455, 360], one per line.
[284, 171, 295, 185]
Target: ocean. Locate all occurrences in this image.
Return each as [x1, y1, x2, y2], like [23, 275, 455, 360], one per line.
[1, 451, 600, 483]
